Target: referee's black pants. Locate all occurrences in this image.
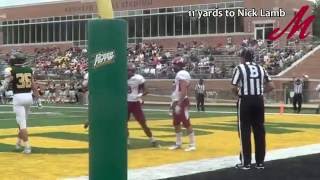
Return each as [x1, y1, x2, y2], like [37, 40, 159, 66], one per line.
[293, 94, 302, 113]
[237, 95, 266, 166]
[196, 93, 205, 111]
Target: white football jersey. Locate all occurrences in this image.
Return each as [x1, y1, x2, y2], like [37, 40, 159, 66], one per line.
[171, 70, 191, 101]
[4, 67, 12, 78]
[84, 72, 89, 80]
[316, 84, 320, 97]
[127, 74, 145, 102]
[0, 67, 12, 92]
[82, 72, 89, 88]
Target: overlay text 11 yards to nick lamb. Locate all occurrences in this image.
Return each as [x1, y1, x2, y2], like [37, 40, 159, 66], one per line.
[189, 8, 286, 19]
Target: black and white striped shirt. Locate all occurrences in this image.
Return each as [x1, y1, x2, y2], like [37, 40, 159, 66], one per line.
[195, 84, 205, 94]
[231, 62, 272, 96]
[293, 80, 303, 94]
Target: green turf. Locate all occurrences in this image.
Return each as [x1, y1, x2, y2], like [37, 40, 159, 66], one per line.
[2, 143, 88, 154]
[0, 105, 87, 129]
[0, 104, 318, 132]
[0, 103, 318, 130]
[0, 104, 319, 153]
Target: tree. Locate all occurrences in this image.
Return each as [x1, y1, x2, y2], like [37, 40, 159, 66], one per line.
[313, 0, 320, 39]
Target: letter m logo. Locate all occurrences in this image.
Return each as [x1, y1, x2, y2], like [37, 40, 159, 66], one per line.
[268, 5, 315, 41]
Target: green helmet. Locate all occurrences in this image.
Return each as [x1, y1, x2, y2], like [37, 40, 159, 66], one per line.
[9, 52, 26, 66]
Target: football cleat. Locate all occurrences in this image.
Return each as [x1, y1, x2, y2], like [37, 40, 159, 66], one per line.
[22, 147, 32, 154]
[15, 143, 23, 150]
[84, 121, 89, 129]
[255, 163, 265, 169]
[235, 163, 251, 170]
[168, 144, 181, 150]
[184, 145, 196, 152]
[151, 141, 161, 148]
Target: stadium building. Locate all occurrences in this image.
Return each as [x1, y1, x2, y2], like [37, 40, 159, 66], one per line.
[0, 0, 313, 52]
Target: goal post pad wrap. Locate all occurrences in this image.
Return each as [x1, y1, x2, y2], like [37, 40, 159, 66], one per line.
[88, 19, 128, 180]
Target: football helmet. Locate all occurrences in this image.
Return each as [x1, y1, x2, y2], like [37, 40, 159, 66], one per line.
[172, 56, 185, 73]
[128, 63, 136, 78]
[9, 52, 27, 66]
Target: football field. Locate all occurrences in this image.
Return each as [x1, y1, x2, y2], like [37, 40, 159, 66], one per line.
[0, 104, 320, 180]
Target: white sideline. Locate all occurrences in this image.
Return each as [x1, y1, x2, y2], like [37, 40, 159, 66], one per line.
[1, 105, 319, 117]
[0, 107, 320, 116]
[64, 144, 320, 180]
[143, 109, 320, 116]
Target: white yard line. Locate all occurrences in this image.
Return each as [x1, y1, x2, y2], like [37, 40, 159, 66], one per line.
[64, 144, 320, 180]
[0, 111, 62, 115]
[1, 105, 319, 116]
[0, 105, 88, 109]
[144, 109, 320, 116]
[0, 115, 86, 121]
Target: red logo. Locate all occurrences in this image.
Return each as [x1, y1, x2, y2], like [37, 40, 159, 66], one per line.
[268, 5, 315, 41]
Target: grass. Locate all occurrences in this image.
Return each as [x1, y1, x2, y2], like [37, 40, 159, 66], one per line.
[0, 104, 319, 179]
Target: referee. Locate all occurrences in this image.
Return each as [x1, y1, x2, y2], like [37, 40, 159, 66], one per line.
[292, 77, 304, 113]
[195, 79, 206, 112]
[231, 48, 275, 170]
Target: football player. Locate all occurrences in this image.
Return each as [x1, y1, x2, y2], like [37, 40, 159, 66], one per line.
[168, 56, 196, 152]
[168, 81, 175, 116]
[0, 52, 38, 154]
[33, 85, 43, 109]
[2, 66, 13, 104]
[48, 82, 56, 103]
[82, 70, 89, 105]
[127, 63, 159, 147]
[82, 71, 89, 129]
[58, 83, 68, 104]
[69, 82, 77, 103]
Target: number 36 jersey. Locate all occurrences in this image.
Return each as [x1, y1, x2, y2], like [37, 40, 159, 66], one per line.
[10, 66, 33, 94]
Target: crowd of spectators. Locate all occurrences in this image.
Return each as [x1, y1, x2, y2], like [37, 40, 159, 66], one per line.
[32, 47, 88, 80]
[240, 37, 314, 75]
[127, 40, 239, 79]
[0, 37, 318, 104]
[1, 37, 312, 82]
[1, 38, 317, 81]
[126, 38, 314, 79]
